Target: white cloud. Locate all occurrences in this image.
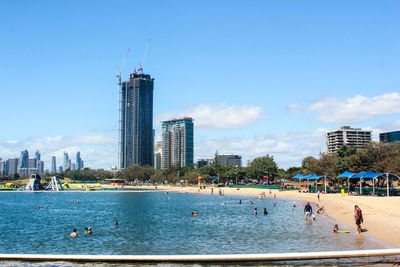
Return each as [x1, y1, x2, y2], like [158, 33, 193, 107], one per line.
[286, 103, 304, 114]
[309, 92, 400, 123]
[156, 104, 265, 130]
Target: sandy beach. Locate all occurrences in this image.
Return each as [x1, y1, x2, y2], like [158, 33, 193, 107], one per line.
[133, 185, 400, 248]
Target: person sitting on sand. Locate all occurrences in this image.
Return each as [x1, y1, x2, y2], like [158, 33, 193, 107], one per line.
[333, 224, 339, 233]
[70, 228, 78, 238]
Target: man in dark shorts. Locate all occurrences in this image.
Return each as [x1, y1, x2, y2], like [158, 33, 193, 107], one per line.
[304, 202, 313, 222]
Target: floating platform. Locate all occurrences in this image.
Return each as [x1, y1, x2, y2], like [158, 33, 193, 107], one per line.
[0, 249, 400, 262]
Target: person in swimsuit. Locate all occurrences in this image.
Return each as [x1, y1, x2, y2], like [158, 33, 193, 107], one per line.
[354, 205, 363, 233]
[70, 228, 78, 238]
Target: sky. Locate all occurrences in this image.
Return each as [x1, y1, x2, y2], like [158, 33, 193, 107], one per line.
[1, 0, 399, 170]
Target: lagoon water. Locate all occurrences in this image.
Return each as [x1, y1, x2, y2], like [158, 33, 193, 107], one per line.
[0, 191, 394, 265]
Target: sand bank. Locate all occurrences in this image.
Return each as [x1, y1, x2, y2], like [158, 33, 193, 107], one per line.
[133, 185, 400, 248]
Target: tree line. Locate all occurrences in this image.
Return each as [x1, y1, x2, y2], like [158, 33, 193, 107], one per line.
[1, 142, 398, 184]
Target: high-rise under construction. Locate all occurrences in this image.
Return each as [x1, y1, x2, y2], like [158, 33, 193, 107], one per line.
[119, 73, 154, 168]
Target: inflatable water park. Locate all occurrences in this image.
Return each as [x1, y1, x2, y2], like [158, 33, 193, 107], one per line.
[0, 174, 118, 191]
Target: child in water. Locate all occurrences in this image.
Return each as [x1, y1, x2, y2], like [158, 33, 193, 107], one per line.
[333, 224, 339, 233]
[254, 207, 257, 215]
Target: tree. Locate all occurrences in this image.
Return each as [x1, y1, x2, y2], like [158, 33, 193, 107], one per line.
[247, 155, 278, 180]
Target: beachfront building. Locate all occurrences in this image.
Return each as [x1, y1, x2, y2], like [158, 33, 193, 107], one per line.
[119, 73, 154, 168]
[154, 141, 162, 170]
[326, 126, 372, 154]
[216, 154, 242, 167]
[161, 117, 194, 169]
[379, 130, 400, 143]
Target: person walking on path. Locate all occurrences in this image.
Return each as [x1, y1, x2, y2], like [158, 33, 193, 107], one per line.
[354, 205, 363, 233]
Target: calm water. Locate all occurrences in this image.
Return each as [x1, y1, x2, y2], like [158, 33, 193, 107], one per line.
[0, 191, 396, 265]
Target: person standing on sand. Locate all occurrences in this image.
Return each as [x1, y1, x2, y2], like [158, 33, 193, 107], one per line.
[317, 191, 320, 201]
[354, 205, 363, 233]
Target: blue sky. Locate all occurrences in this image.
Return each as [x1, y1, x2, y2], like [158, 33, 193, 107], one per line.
[1, 0, 399, 169]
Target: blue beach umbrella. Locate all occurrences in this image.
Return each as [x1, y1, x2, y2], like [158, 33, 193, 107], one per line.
[337, 171, 355, 178]
[350, 171, 384, 195]
[293, 174, 304, 179]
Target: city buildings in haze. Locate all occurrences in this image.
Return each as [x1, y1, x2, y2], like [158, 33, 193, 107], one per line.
[119, 73, 154, 168]
[326, 126, 372, 154]
[51, 156, 57, 173]
[154, 141, 162, 170]
[161, 117, 194, 169]
[215, 154, 242, 167]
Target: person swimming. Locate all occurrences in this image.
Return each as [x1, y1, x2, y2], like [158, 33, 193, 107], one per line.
[84, 227, 92, 235]
[249, 201, 254, 205]
[263, 208, 268, 215]
[254, 207, 257, 215]
[70, 228, 78, 238]
[115, 221, 119, 227]
[192, 211, 198, 216]
[239, 199, 242, 204]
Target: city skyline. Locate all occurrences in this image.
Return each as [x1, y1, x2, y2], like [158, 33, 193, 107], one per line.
[1, 1, 400, 169]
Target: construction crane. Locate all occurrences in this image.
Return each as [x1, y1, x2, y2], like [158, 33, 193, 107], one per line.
[116, 48, 130, 85]
[138, 38, 151, 74]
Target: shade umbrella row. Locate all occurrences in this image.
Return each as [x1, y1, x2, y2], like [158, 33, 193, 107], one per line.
[294, 171, 400, 197]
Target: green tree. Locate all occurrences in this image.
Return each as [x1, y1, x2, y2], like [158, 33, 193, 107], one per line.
[247, 155, 278, 180]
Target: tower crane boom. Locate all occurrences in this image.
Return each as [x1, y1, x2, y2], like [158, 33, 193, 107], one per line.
[138, 39, 151, 74]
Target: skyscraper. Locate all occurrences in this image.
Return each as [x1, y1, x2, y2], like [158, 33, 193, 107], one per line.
[76, 151, 84, 170]
[7, 158, 18, 175]
[63, 152, 69, 171]
[19, 149, 29, 169]
[37, 161, 44, 174]
[154, 141, 162, 170]
[161, 117, 194, 169]
[119, 73, 154, 168]
[35, 150, 41, 161]
[51, 156, 57, 173]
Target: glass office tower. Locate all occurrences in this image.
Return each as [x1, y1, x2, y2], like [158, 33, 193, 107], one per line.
[119, 73, 154, 168]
